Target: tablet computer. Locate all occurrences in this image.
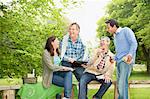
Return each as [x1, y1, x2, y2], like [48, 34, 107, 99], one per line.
[71, 61, 88, 67]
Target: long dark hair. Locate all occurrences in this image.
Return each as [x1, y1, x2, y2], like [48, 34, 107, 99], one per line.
[45, 36, 60, 56]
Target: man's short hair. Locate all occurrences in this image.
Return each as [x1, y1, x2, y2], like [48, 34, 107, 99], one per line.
[105, 19, 119, 28]
[70, 22, 80, 30]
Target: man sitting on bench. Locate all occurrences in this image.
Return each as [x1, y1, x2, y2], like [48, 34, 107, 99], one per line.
[78, 36, 115, 99]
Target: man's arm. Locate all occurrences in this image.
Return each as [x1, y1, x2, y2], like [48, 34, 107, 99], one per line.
[126, 28, 138, 56]
[77, 44, 85, 61]
[103, 53, 116, 83]
[105, 57, 115, 78]
[125, 28, 138, 63]
[43, 50, 62, 71]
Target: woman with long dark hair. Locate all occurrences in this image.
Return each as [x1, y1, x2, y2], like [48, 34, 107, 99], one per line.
[42, 36, 73, 99]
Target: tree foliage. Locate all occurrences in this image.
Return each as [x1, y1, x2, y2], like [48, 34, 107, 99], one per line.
[0, 0, 82, 78]
[97, 0, 150, 74]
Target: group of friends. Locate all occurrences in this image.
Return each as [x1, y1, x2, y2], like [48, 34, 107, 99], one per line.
[42, 19, 138, 99]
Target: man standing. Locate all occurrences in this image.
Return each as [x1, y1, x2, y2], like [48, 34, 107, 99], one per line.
[105, 19, 138, 99]
[60, 22, 88, 82]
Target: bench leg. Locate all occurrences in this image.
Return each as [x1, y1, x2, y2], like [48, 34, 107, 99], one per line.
[114, 83, 118, 99]
[128, 84, 130, 99]
[71, 86, 74, 99]
[71, 84, 77, 99]
[3, 90, 15, 99]
[61, 84, 76, 99]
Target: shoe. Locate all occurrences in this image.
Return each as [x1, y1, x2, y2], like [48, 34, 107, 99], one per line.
[62, 97, 70, 99]
[56, 93, 61, 99]
[92, 96, 101, 99]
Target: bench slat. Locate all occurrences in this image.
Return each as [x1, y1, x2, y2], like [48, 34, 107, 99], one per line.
[0, 85, 21, 91]
[89, 80, 150, 84]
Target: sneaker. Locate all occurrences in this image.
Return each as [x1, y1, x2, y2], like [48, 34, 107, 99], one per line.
[62, 97, 70, 99]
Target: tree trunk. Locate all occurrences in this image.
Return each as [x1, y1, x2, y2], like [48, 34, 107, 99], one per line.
[141, 44, 150, 75]
[147, 60, 150, 74]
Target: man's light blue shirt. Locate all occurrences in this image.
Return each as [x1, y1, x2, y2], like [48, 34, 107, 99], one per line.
[114, 27, 138, 63]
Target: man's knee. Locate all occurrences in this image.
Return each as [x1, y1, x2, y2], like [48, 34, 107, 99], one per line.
[79, 75, 89, 86]
[73, 67, 85, 81]
[65, 71, 72, 78]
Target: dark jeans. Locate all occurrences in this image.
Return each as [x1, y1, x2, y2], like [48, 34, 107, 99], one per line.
[61, 61, 85, 82]
[78, 72, 112, 99]
[52, 71, 72, 98]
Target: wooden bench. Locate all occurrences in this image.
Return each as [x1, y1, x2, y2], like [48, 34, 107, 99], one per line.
[0, 84, 77, 99]
[89, 80, 150, 99]
[0, 80, 150, 99]
[0, 85, 21, 99]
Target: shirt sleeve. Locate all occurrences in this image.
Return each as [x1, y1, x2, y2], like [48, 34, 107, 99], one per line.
[60, 39, 70, 61]
[125, 28, 138, 57]
[77, 44, 85, 61]
[104, 53, 116, 79]
[42, 50, 62, 71]
[59, 40, 62, 51]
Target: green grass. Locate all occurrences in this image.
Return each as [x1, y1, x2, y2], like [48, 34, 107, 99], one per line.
[88, 88, 150, 99]
[0, 65, 150, 99]
[111, 70, 150, 80]
[111, 65, 150, 80]
[88, 89, 113, 99]
[0, 78, 22, 85]
[87, 65, 150, 99]
[129, 71, 150, 80]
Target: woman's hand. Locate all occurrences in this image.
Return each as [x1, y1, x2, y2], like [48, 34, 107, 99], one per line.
[104, 75, 111, 83]
[109, 56, 115, 64]
[61, 67, 74, 71]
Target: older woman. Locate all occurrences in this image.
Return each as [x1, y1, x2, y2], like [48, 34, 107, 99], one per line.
[42, 36, 73, 99]
[78, 36, 115, 99]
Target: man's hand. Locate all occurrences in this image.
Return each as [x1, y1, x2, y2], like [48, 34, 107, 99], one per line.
[104, 75, 111, 83]
[126, 54, 132, 64]
[123, 54, 132, 64]
[81, 64, 88, 68]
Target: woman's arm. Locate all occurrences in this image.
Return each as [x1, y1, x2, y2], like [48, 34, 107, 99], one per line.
[43, 50, 74, 71]
[42, 50, 62, 71]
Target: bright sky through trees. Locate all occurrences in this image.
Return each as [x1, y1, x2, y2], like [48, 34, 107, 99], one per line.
[65, 0, 110, 47]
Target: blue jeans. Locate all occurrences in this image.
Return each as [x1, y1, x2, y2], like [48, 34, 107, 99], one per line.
[117, 61, 132, 99]
[52, 71, 72, 98]
[61, 61, 85, 82]
[79, 72, 112, 99]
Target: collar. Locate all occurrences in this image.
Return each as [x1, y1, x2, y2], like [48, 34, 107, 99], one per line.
[114, 27, 122, 37]
[68, 36, 80, 43]
[116, 27, 122, 34]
